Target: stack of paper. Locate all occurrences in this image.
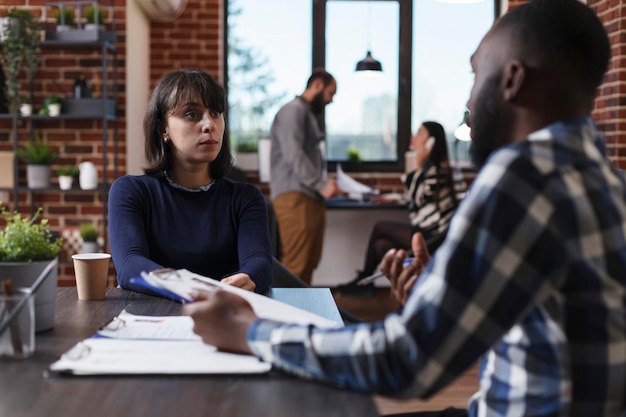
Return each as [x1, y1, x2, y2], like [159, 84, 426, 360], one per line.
[336, 164, 378, 200]
[49, 270, 342, 376]
[49, 311, 271, 375]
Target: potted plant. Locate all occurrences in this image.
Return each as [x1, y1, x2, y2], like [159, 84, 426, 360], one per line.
[16, 136, 57, 189]
[56, 165, 79, 190]
[54, 6, 75, 31]
[79, 222, 99, 253]
[45, 94, 63, 117]
[234, 140, 259, 171]
[0, 206, 62, 332]
[19, 96, 32, 117]
[84, 5, 105, 31]
[0, 9, 41, 114]
[347, 146, 361, 164]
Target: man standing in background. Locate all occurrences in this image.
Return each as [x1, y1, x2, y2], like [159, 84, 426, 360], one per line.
[269, 69, 339, 284]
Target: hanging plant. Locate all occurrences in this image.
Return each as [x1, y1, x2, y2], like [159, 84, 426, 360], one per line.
[0, 9, 41, 114]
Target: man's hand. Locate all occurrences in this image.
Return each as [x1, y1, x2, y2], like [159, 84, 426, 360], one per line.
[183, 290, 257, 355]
[380, 232, 431, 305]
[321, 178, 340, 199]
[221, 273, 256, 292]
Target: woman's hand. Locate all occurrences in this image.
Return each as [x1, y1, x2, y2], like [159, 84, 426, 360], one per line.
[183, 289, 257, 354]
[221, 273, 256, 292]
[414, 136, 435, 170]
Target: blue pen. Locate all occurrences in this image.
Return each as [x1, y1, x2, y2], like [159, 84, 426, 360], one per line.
[356, 257, 415, 286]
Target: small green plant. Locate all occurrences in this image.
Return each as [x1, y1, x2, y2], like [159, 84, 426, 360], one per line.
[347, 146, 361, 163]
[54, 6, 75, 26]
[0, 206, 62, 262]
[84, 5, 104, 24]
[80, 222, 98, 243]
[56, 165, 79, 177]
[236, 141, 258, 153]
[16, 137, 57, 165]
[45, 95, 63, 105]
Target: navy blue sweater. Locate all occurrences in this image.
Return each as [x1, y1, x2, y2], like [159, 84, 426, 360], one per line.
[108, 175, 273, 295]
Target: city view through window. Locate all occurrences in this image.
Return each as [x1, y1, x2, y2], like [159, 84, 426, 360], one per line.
[227, 0, 493, 165]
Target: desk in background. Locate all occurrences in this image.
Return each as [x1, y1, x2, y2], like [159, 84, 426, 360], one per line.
[0, 288, 377, 417]
[314, 197, 408, 287]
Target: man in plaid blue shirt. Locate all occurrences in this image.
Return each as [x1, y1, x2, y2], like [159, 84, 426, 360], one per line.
[185, 1, 626, 416]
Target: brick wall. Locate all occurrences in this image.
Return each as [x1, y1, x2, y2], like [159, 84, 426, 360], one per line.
[0, 0, 128, 285]
[2, 0, 625, 285]
[149, 0, 222, 86]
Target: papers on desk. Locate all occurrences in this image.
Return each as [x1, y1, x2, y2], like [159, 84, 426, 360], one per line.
[49, 339, 272, 375]
[49, 271, 341, 376]
[336, 164, 378, 200]
[49, 310, 272, 376]
[97, 310, 200, 340]
[135, 268, 341, 329]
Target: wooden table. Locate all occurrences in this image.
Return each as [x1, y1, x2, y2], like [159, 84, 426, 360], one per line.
[0, 288, 378, 417]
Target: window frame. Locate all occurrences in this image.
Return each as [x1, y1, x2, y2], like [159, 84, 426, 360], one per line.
[314, 0, 412, 173]
[223, 0, 500, 174]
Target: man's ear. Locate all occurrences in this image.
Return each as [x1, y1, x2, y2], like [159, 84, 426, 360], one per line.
[311, 78, 325, 93]
[502, 60, 525, 102]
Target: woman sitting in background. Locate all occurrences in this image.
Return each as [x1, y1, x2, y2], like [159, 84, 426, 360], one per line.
[340, 121, 458, 291]
[108, 68, 272, 296]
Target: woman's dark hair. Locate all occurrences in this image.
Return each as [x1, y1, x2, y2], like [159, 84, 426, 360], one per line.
[421, 121, 457, 207]
[143, 68, 232, 179]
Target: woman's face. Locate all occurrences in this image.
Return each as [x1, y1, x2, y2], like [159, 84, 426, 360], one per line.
[410, 125, 430, 151]
[164, 94, 225, 169]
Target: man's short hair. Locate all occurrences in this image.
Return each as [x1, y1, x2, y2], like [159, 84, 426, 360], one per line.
[306, 69, 335, 89]
[497, 0, 610, 95]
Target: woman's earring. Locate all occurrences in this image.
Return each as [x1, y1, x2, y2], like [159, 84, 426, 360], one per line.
[163, 136, 169, 143]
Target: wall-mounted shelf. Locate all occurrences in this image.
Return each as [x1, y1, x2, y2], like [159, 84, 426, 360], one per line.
[4, 7, 118, 249]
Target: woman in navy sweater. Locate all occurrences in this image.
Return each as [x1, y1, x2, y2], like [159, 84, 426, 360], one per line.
[108, 69, 272, 295]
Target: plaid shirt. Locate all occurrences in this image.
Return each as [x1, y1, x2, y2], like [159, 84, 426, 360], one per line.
[249, 117, 626, 417]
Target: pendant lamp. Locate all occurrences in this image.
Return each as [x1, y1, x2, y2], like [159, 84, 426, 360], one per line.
[355, 51, 383, 72]
[355, 1, 383, 72]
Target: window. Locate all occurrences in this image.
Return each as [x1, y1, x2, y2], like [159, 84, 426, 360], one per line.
[324, 1, 400, 163]
[225, 0, 311, 152]
[225, 0, 495, 171]
[411, 1, 494, 163]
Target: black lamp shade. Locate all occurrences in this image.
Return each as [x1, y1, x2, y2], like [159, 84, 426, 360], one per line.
[355, 51, 383, 72]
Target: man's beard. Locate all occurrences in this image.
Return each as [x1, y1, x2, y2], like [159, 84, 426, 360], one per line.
[469, 74, 503, 169]
[310, 92, 325, 115]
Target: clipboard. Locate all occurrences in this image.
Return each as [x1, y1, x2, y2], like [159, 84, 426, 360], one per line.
[48, 310, 271, 375]
[49, 271, 342, 376]
[49, 338, 272, 375]
[131, 269, 342, 329]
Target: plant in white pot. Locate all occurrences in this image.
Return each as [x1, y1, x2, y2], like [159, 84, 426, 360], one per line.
[16, 137, 57, 189]
[79, 222, 100, 253]
[84, 5, 105, 31]
[54, 6, 75, 31]
[234, 140, 259, 172]
[0, 206, 62, 332]
[56, 165, 79, 190]
[45, 94, 63, 117]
